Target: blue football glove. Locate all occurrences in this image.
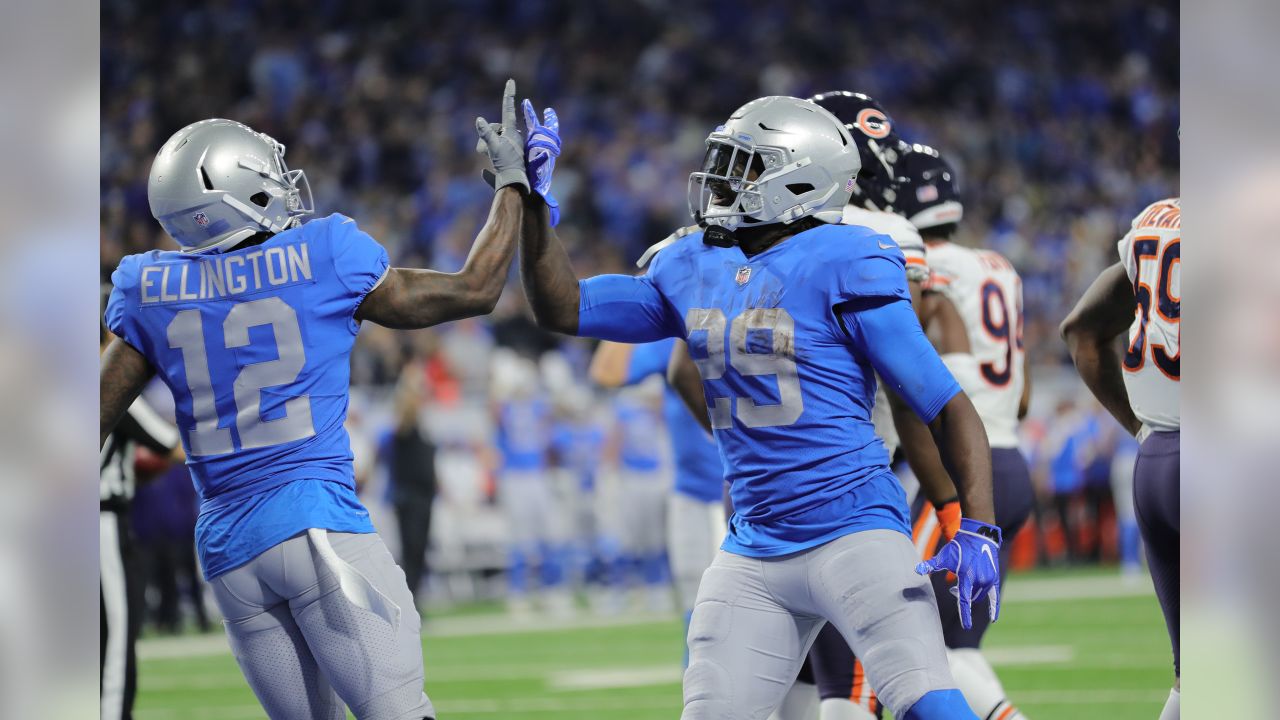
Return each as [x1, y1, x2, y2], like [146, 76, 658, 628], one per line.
[915, 518, 1002, 630]
[522, 98, 562, 226]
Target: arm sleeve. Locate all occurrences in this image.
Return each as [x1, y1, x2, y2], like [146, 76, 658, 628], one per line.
[624, 339, 675, 385]
[330, 215, 391, 315]
[839, 297, 962, 423]
[578, 274, 678, 343]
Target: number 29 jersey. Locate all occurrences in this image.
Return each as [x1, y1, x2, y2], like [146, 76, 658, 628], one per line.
[577, 223, 962, 558]
[105, 214, 387, 578]
[926, 243, 1025, 448]
[1118, 198, 1180, 431]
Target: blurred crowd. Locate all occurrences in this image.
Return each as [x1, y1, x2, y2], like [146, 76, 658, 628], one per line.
[102, 0, 1178, 628]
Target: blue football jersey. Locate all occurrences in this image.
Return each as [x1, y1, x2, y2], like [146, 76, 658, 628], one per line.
[614, 394, 663, 473]
[577, 223, 961, 557]
[552, 420, 605, 490]
[104, 214, 387, 578]
[496, 397, 551, 473]
[626, 339, 723, 502]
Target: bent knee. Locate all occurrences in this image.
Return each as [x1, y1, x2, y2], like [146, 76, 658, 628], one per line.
[682, 659, 733, 718]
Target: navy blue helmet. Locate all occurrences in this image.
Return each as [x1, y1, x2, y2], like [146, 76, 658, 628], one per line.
[894, 143, 963, 231]
[808, 91, 905, 211]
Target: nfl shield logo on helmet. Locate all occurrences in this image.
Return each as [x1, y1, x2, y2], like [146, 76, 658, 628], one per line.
[735, 266, 752, 285]
[193, 212, 210, 227]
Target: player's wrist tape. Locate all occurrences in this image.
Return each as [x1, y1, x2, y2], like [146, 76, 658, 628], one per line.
[932, 496, 959, 510]
[958, 518, 1002, 547]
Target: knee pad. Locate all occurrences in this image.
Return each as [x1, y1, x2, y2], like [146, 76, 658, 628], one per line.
[682, 658, 732, 717]
[901, 689, 977, 720]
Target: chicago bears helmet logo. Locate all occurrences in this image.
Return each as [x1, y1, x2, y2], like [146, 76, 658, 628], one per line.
[855, 108, 891, 139]
[736, 266, 752, 285]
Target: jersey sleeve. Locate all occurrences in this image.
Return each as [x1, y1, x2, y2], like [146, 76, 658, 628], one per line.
[838, 296, 961, 423]
[829, 232, 911, 304]
[578, 272, 680, 343]
[105, 255, 147, 354]
[624, 338, 676, 385]
[328, 214, 391, 315]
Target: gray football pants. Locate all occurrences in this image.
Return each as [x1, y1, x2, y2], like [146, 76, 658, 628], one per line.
[682, 529, 955, 719]
[209, 531, 435, 720]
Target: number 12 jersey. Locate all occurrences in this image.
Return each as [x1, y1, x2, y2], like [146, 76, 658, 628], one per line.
[105, 214, 387, 578]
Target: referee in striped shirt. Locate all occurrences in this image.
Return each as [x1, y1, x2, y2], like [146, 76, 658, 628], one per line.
[101, 289, 182, 720]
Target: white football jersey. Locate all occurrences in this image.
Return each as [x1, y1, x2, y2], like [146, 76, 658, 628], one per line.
[843, 205, 929, 457]
[1118, 198, 1180, 431]
[926, 242, 1025, 448]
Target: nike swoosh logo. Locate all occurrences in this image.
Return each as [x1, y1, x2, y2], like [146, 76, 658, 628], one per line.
[878, 240, 896, 249]
[981, 543, 996, 570]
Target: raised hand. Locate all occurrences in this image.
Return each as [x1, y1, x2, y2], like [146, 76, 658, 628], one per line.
[522, 98, 562, 226]
[475, 79, 529, 193]
[915, 517, 1002, 630]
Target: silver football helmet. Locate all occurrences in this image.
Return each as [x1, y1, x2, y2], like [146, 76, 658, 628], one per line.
[688, 96, 860, 231]
[148, 119, 314, 253]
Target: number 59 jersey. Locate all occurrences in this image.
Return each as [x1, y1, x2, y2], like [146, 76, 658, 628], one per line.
[1118, 198, 1180, 431]
[926, 244, 1025, 449]
[105, 214, 387, 577]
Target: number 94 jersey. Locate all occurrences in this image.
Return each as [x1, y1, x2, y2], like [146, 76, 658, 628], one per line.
[1118, 198, 1180, 432]
[104, 214, 387, 578]
[926, 243, 1024, 449]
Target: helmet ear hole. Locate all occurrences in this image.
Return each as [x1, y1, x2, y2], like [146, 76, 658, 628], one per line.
[250, 191, 270, 207]
[785, 183, 814, 195]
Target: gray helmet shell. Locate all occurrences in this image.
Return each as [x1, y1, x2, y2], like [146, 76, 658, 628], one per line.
[148, 119, 314, 253]
[688, 96, 860, 231]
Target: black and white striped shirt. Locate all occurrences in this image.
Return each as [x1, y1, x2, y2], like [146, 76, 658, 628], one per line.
[100, 397, 180, 510]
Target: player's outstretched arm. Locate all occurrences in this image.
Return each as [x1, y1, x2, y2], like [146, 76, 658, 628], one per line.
[100, 337, 155, 448]
[1060, 262, 1141, 436]
[520, 195, 580, 334]
[667, 340, 713, 435]
[358, 80, 529, 329]
[357, 187, 523, 329]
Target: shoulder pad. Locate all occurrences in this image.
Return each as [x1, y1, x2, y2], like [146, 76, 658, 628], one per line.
[636, 225, 701, 268]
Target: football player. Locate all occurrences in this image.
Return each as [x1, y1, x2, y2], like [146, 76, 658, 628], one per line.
[780, 90, 972, 720]
[491, 354, 570, 615]
[1062, 197, 1180, 720]
[517, 95, 999, 720]
[99, 81, 532, 720]
[898, 144, 1034, 720]
[591, 335, 726, 656]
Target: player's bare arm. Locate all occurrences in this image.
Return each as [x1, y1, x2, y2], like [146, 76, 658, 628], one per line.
[588, 341, 637, 388]
[519, 196, 581, 334]
[666, 339, 713, 435]
[356, 187, 523, 329]
[100, 337, 155, 448]
[1060, 262, 1141, 436]
[929, 391, 995, 523]
[1018, 352, 1032, 419]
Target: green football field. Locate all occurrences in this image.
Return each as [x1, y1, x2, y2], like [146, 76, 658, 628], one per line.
[134, 568, 1173, 719]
